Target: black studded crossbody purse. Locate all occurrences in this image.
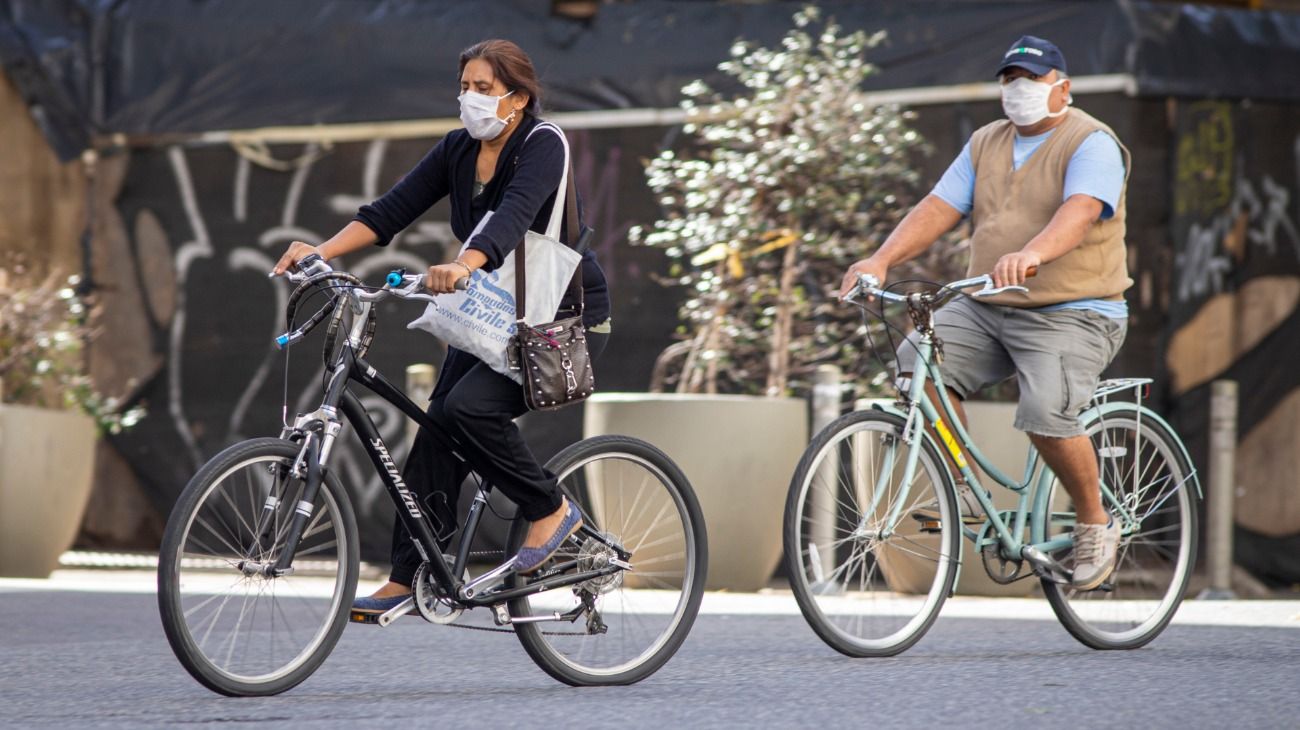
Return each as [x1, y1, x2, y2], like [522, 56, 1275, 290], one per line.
[508, 166, 595, 411]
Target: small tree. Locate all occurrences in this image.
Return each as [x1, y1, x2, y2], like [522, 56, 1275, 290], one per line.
[0, 260, 144, 434]
[633, 6, 966, 398]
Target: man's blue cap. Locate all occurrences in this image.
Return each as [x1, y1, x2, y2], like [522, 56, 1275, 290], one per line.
[996, 35, 1067, 77]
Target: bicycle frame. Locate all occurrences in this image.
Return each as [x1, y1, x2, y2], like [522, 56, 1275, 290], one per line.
[877, 330, 1139, 570]
[268, 297, 627, 613]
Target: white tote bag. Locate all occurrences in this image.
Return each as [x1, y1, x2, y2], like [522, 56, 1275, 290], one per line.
[407, 123, 582, 382]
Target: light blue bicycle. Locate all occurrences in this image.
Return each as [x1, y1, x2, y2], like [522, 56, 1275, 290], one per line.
[783, 273, 1200, 656]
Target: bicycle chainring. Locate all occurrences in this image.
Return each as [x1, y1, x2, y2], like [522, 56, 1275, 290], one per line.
[413, 555, 466, 625]
[980, 542, 1027, 584]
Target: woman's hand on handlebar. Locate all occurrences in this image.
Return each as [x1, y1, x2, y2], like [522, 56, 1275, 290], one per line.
[839, 258, 888, 300]
[273, 241, 322, 276]
[991, 251, 1042, 289]
[424, 262, 472, 294]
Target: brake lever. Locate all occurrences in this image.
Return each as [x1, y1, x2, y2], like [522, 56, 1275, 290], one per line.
[970, 266, 1036, 298]
[270, 270, 308, 284]
[972, 283, 1029, 298]
[842, 273, 880, 303]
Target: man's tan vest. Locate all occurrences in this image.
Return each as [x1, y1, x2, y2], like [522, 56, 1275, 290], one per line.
[966, 108, 1132, 306]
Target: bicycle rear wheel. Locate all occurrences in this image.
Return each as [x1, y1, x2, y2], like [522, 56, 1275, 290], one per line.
[783, 410, 959, 657]
[1038, 407, 1197, 650]
[158, 438, 358, 696]
[506, 435, 707, 686]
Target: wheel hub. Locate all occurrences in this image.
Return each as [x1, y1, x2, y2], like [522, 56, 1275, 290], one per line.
[576, 534, 623, 594]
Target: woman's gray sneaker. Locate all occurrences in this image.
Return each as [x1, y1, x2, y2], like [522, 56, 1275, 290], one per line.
[1070, 518, 1121, 590]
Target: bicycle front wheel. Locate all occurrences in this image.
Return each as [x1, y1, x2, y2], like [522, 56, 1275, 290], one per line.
[506, 435, 707, 686]
[783, 410, 959, 657]
[1038, 407, 1198, 650]
[157, 438, 359, 696]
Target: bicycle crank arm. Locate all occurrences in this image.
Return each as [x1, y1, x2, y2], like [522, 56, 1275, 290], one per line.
[1020, 545, 1074, 585]
[458, 556, 518, 600]
[376, 596, 416, 627]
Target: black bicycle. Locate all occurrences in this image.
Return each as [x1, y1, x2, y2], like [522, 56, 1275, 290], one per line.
[157, 255, 708, 696]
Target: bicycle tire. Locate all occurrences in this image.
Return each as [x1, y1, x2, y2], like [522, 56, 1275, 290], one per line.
[783, 409, 959, 657]
[506, 435, 707, 686]
[158, 437, 359, 696]
[1038, 407, 1198, 650]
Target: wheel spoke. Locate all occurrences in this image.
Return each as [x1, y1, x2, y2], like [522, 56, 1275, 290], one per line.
[160, 445, 352, 692]
[1045, 415, 1193, 649]
[786, 414, 954, 656]
[509, 443, 701, 683]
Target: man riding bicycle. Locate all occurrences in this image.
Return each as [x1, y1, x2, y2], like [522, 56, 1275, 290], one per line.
[838, 35, 1130, 590]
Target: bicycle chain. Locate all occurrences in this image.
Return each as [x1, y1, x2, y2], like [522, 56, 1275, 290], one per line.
[439, 622, 590, 637]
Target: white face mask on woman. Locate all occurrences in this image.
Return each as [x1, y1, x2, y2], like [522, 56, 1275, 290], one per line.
[1000, 77, 1068, 126]
[458, 90, 515, 140]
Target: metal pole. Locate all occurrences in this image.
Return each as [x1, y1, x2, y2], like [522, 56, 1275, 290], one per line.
[810, 365, 842, 591]
[1198, 379, 1237, 600]
[405, 364, 436, 448]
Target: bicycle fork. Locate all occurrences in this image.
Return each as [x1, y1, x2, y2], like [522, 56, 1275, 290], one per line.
[235, 411, 343, 578]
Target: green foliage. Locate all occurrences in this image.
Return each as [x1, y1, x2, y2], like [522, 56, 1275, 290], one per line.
[632, 6, 966, 397]
[0, 262, 145, 435]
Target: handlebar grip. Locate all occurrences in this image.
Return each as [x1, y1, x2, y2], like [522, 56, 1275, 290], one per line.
[454, 277, 470, 291]
[1025, 265, 1038, 278]
[275, 331, 303, 350]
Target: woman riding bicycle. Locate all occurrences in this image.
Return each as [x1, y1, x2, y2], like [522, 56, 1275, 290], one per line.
[273, 39, 612, 617]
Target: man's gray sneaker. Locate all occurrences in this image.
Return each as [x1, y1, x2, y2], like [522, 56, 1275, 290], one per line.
[911, 483, 985, 525]
[1070, 518, 1121, 590]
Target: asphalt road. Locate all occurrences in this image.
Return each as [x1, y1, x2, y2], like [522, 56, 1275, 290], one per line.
[1, 588, 1297, 729]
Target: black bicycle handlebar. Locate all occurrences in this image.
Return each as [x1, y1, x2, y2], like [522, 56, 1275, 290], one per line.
[271, 258, 468, 349]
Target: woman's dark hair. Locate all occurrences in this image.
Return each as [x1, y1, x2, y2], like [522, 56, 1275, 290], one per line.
[459, 39, 542, 115]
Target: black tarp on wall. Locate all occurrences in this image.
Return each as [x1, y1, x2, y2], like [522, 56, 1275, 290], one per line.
[5, 0, 1300, 575]
[5, 0, 1300, 161]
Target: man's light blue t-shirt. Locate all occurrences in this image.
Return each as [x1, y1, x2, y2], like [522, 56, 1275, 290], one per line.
[932, 129, 1128, 319]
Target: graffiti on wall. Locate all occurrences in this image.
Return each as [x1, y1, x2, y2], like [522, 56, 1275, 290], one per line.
[1166, 99, 1300, 548]
[1176, 172, 1300, 302]
[162, 141, 437, 542]
[1173, 102, 1300, 303]
[109, 125, 673, 557]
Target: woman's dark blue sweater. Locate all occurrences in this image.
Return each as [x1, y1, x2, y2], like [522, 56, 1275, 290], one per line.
[354, 115, 610, 327]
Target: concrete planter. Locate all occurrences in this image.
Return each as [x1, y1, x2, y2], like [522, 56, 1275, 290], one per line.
[862, 400, 1058, 597]
[584, 393, 807, 592]
[0, 404, 97, 578]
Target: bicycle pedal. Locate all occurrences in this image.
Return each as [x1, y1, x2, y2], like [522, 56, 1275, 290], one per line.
[349, 610, 421, 625]
[915, 520, 943, 533]
[1094, 581, 1115, 593]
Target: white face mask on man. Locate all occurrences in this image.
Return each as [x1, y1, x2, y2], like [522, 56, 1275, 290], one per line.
[1000, 76, 1068, 126]
[458, 90, 515, 140]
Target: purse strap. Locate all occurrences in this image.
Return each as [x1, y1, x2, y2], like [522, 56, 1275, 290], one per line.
[514, 122, 584, 324]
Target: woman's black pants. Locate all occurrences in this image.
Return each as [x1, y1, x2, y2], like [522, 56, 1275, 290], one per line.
[388, 331, 608, 586]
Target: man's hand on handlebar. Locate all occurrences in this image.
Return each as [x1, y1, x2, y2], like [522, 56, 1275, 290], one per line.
[991, 250, 1042, 289]
[272, 241, 323, 276]
[424, 262, 472, 294]
[839, 258, 888, 301]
